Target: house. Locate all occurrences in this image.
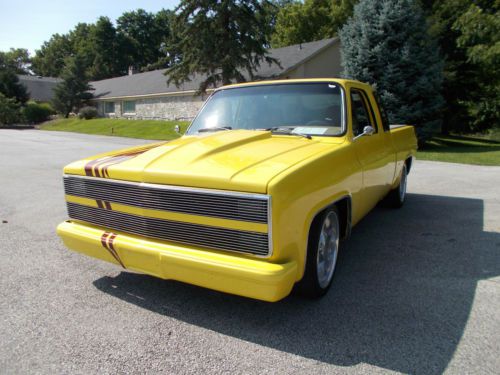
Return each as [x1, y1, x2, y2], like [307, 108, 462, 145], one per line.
[90, 38, 342, 121]
[17, 75, 62, 102]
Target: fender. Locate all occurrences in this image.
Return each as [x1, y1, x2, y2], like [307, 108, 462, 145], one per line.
[299, 194, 352, 279]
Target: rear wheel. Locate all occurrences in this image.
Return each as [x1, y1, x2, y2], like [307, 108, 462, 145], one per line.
[296, 206, 340, 298]
[387, 164, 407, 208]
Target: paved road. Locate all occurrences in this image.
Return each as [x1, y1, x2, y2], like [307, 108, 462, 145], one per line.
[0, 129, 499, 375]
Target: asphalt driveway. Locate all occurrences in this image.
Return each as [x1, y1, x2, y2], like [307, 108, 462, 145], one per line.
[0, 129, 499, 374]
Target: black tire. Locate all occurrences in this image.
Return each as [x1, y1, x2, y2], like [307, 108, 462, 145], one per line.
[295, 206, 341, 298]
[386, 164, 408, 208]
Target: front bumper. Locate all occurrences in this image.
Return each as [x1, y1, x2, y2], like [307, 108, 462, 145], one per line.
[57, 221, 297, 302]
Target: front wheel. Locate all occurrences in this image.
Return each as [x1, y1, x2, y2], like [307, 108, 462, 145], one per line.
[386, 164, 408, 208]
[295, 206, 341, 298]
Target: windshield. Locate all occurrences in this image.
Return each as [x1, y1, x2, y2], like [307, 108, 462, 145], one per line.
[186, 82, 345, 136]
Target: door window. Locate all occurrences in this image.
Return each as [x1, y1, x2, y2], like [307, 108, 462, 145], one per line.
[351, 90, 376, 136]
[373, 91, 391, 132]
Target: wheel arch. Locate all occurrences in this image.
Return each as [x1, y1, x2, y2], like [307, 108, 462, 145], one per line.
[405, 156, 413, 174]
[300, 195, 352, 279]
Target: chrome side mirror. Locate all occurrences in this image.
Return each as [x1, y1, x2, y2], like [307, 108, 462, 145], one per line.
[353, 125, 375, 140]
[174, 124, 180, 134]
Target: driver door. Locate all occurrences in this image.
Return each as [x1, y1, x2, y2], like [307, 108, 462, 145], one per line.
[351, 88, 394, 215]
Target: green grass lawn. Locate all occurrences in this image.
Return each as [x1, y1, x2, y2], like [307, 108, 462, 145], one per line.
[41, 119, 500, 166]
[473, 128, 500, 142]
[418, 135, 500, 166]
[40, 118, 189, 140]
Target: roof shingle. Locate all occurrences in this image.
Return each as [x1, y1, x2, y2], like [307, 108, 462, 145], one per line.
[18, 75, 62, 102]
[90, 38, 338, 99]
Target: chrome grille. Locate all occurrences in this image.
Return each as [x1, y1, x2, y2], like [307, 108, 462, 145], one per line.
[63, 175, 268, 223]
[67, 203, 269, 256]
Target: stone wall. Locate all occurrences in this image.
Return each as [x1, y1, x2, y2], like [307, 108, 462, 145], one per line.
[95, 93, 206, 121]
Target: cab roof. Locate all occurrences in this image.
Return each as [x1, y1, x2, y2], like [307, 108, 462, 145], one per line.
[217, 78, 370, 91]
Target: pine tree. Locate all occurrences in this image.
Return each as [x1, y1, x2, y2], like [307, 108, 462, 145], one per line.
[52, 56, 94, 118]
[0, 69, 29, 104]
[165, 0, 278, 92]
[340, 0, 444, 138]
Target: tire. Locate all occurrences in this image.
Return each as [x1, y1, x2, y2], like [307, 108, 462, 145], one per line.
[295, 206, 341, 298]
[386, 164, 408, 208]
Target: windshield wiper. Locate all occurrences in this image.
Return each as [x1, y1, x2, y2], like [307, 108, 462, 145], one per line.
[266, 127, 312, 140]
[198, 126, 232, 133]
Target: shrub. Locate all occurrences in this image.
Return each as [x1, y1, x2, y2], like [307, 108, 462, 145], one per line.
[22, 101, 55, 124]
[0, 93, 22, 126]
[78, 106, 98, 120]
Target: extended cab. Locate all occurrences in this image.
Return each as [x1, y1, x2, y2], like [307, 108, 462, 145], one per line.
[57, 79, 417, 302]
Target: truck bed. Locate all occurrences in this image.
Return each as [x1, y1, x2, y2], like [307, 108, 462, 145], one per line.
[390, 125, 418, 159]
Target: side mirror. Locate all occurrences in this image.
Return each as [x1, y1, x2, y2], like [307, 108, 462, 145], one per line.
[353, 125, 375, 140]
[174, 124, 181, 134]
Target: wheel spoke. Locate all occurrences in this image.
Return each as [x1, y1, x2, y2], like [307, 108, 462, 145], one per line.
[316, 210, 340, 289]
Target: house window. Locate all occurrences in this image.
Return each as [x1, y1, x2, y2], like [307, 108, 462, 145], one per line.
[123, 100, 136, 114]
[104, 102, 115, 114]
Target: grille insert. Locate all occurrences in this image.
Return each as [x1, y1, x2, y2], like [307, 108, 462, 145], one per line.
[64, 176, 269, 223]
[67, 203, 269, 256]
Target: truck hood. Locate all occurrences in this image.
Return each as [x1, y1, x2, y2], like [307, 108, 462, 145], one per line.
[64, 130, 343, 193]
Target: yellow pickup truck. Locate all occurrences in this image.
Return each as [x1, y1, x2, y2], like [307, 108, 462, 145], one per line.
[57, 78, 417, 302]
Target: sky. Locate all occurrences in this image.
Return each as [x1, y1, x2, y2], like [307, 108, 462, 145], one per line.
[0, 0, 180, 54]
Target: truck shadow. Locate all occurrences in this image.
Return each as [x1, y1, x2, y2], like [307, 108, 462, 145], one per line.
[93, 193, 500, 374]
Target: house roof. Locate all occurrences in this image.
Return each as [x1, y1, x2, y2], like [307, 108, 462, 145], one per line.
[90, 38, 339, 100]
[18, 75, 62, 102]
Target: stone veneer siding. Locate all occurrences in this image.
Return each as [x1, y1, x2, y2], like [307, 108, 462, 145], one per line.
[96, 93, 206, 121]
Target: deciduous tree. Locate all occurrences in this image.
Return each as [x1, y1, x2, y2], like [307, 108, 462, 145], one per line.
[118, 9, 162, 71]
[0, 48, 31, 74]
[87, 17, 130, 80]
[420, 0, 499, 134]
[30, 10, 183, 80]
[271, 0, 357, 48]
[452, 2, 499, 132]
[31, 34, 72, 77]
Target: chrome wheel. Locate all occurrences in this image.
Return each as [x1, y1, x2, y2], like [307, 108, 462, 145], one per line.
[399, 165, 407, 203]
[316, 210, 340, 289]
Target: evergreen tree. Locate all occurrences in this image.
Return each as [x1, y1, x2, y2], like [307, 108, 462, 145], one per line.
[0, 63, 29, 104]
[52, 56, 94, 118]
[165, 0, 278, 92]
[0, 93, 22, 126]
[340, 0, 444, 138]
